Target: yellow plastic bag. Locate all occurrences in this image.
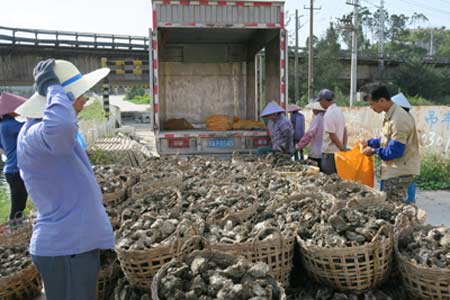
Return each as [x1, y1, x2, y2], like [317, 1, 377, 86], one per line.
[335, 144, 374, 187]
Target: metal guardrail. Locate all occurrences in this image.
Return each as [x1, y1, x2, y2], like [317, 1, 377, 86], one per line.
[0, 26, 149, 51]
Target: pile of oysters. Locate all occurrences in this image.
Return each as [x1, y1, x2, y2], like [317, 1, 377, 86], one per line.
[157, 253, 284, 300]
[0, 246, 32, 277]
[398, 225, 450, 268]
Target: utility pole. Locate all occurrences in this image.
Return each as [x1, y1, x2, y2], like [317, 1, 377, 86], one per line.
[346, 0, 359, 107]
[304, 0, 321, 101]
[429, 29, 434, 58]
[378, 0, 385, 74]
[294, 10, 304, 103]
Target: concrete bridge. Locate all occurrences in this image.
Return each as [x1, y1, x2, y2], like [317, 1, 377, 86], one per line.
[2, 26, 450, 88]
[0, 26, 150, 87]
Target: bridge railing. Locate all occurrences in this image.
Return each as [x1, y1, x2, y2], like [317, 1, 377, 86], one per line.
[0, 26, 149, 51]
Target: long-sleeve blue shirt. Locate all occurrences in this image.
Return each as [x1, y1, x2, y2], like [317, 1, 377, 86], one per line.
[17, 85, 114, 256]
[290, 111, 305, 143]
[0, 116, 24, 173]
[368, 137, 406, 161]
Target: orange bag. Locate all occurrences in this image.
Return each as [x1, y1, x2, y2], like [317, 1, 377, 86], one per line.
[335, 144, 374, 187]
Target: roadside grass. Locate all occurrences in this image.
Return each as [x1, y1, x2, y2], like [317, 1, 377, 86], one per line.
[0, 189, 34, 222]
[79, 100, 106, 122]
[128, 94, 150, 105]
[415, 153, 450, 190]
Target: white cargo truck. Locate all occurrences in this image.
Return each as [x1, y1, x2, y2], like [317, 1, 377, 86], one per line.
[149, 0, 287, 155]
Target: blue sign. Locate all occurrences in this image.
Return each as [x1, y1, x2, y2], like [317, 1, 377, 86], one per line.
[208, 138, 234, 148]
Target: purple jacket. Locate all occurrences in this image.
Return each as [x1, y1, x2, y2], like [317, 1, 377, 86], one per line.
[267, 114, 294, 154]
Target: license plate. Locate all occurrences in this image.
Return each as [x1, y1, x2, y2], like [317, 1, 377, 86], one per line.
[253, 137, 270, 147]
[208, 138, 234, 148]
[168, 138, 190, 148]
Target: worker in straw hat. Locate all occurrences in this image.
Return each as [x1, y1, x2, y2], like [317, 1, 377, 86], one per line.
[287, 104, 305, 161]
[15, 59, 114, 300]
[296, 101, 327, 169]
[0, 92, 28, 222]
[257, 102, 294, 156]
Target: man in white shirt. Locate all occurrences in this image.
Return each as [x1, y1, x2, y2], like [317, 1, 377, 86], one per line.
[316, 89, 348, 174]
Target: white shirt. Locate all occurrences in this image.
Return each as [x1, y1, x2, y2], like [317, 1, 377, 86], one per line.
[322, 103, 346, 153]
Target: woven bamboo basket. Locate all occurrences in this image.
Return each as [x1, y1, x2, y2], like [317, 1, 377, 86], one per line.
[131, 172, 183, 198]
[102, 186, 127, 207]
[0, 216, 33, 247]
[115, 221, 199, 290]
[322, 180, 386, 203]
[151, 246, 287, 300]
[395, 227, 450, 300]
[0, 263, 42, 300]
[297, 224, 394, 292]
[96, 260, 120, 300]
[211, 227, 295, 287]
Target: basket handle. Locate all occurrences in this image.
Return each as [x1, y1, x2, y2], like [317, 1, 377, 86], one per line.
[169, 219, 200, 254]
[251, 226, 285, 249]
[370, 224, 393, 244]
[176, 235, 212, 258]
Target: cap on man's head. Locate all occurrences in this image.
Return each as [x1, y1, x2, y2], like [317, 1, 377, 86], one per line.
[315, 89, 334, 101]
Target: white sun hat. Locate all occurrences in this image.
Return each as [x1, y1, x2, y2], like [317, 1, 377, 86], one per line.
[305, 101, 326, 111]
[15, 60, 110, 119]
[392, 92, 412, 109]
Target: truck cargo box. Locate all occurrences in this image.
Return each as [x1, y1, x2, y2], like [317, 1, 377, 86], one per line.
[150, 0, 287, 155]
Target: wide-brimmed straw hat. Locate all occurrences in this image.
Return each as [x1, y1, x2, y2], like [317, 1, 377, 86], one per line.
[392, 93, 412, 109]
[0, 92, 26, 116]
[305, 102, 326, 111]
[287, 104, 302, 112]
[260, 102, 285, 117]
[15, 60, 110, 119]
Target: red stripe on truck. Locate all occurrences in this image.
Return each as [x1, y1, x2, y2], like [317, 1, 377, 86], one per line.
[154, 103, 159, 113]
[200, 0, 208, 4]
[154, 84, 158, 95]
[254, 2, 272, 6]
[281, 39, 285, 50]
[281, 83, 285, 93]
[180, 0, 190, 4]
[217, 1, 227, 5]
[235, 1, 245, 5]
[164, 134, 175, 138]
[245, 23, 258, 27]
[152, 40, 157, 50]
[266, 23, 276, 27]
[281, 59, 285, 69]
[153, 10, 157, 29]
[153, 59, 158, 69]
[280, 12, 284, 29]
[163, 0, 170, 3]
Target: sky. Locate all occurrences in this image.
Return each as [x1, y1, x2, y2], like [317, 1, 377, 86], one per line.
[2, 0, 450, 46]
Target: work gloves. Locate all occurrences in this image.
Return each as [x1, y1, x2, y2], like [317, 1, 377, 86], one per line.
[33, 59, 60, 96]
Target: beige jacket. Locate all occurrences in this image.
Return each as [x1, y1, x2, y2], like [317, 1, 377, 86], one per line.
[380, 103, 420, 180]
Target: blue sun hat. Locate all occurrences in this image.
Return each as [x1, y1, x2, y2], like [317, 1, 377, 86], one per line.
[392, 93, 412, 109]
[260, 102, 285, 117]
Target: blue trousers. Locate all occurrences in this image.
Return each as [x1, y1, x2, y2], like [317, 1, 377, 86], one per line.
[32, 249, 100, 300]
[380, 180, 416, 203]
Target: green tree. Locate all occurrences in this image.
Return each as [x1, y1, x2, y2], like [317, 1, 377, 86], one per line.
[390, 57, 450, 103]
[314, 23, 345, 94]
